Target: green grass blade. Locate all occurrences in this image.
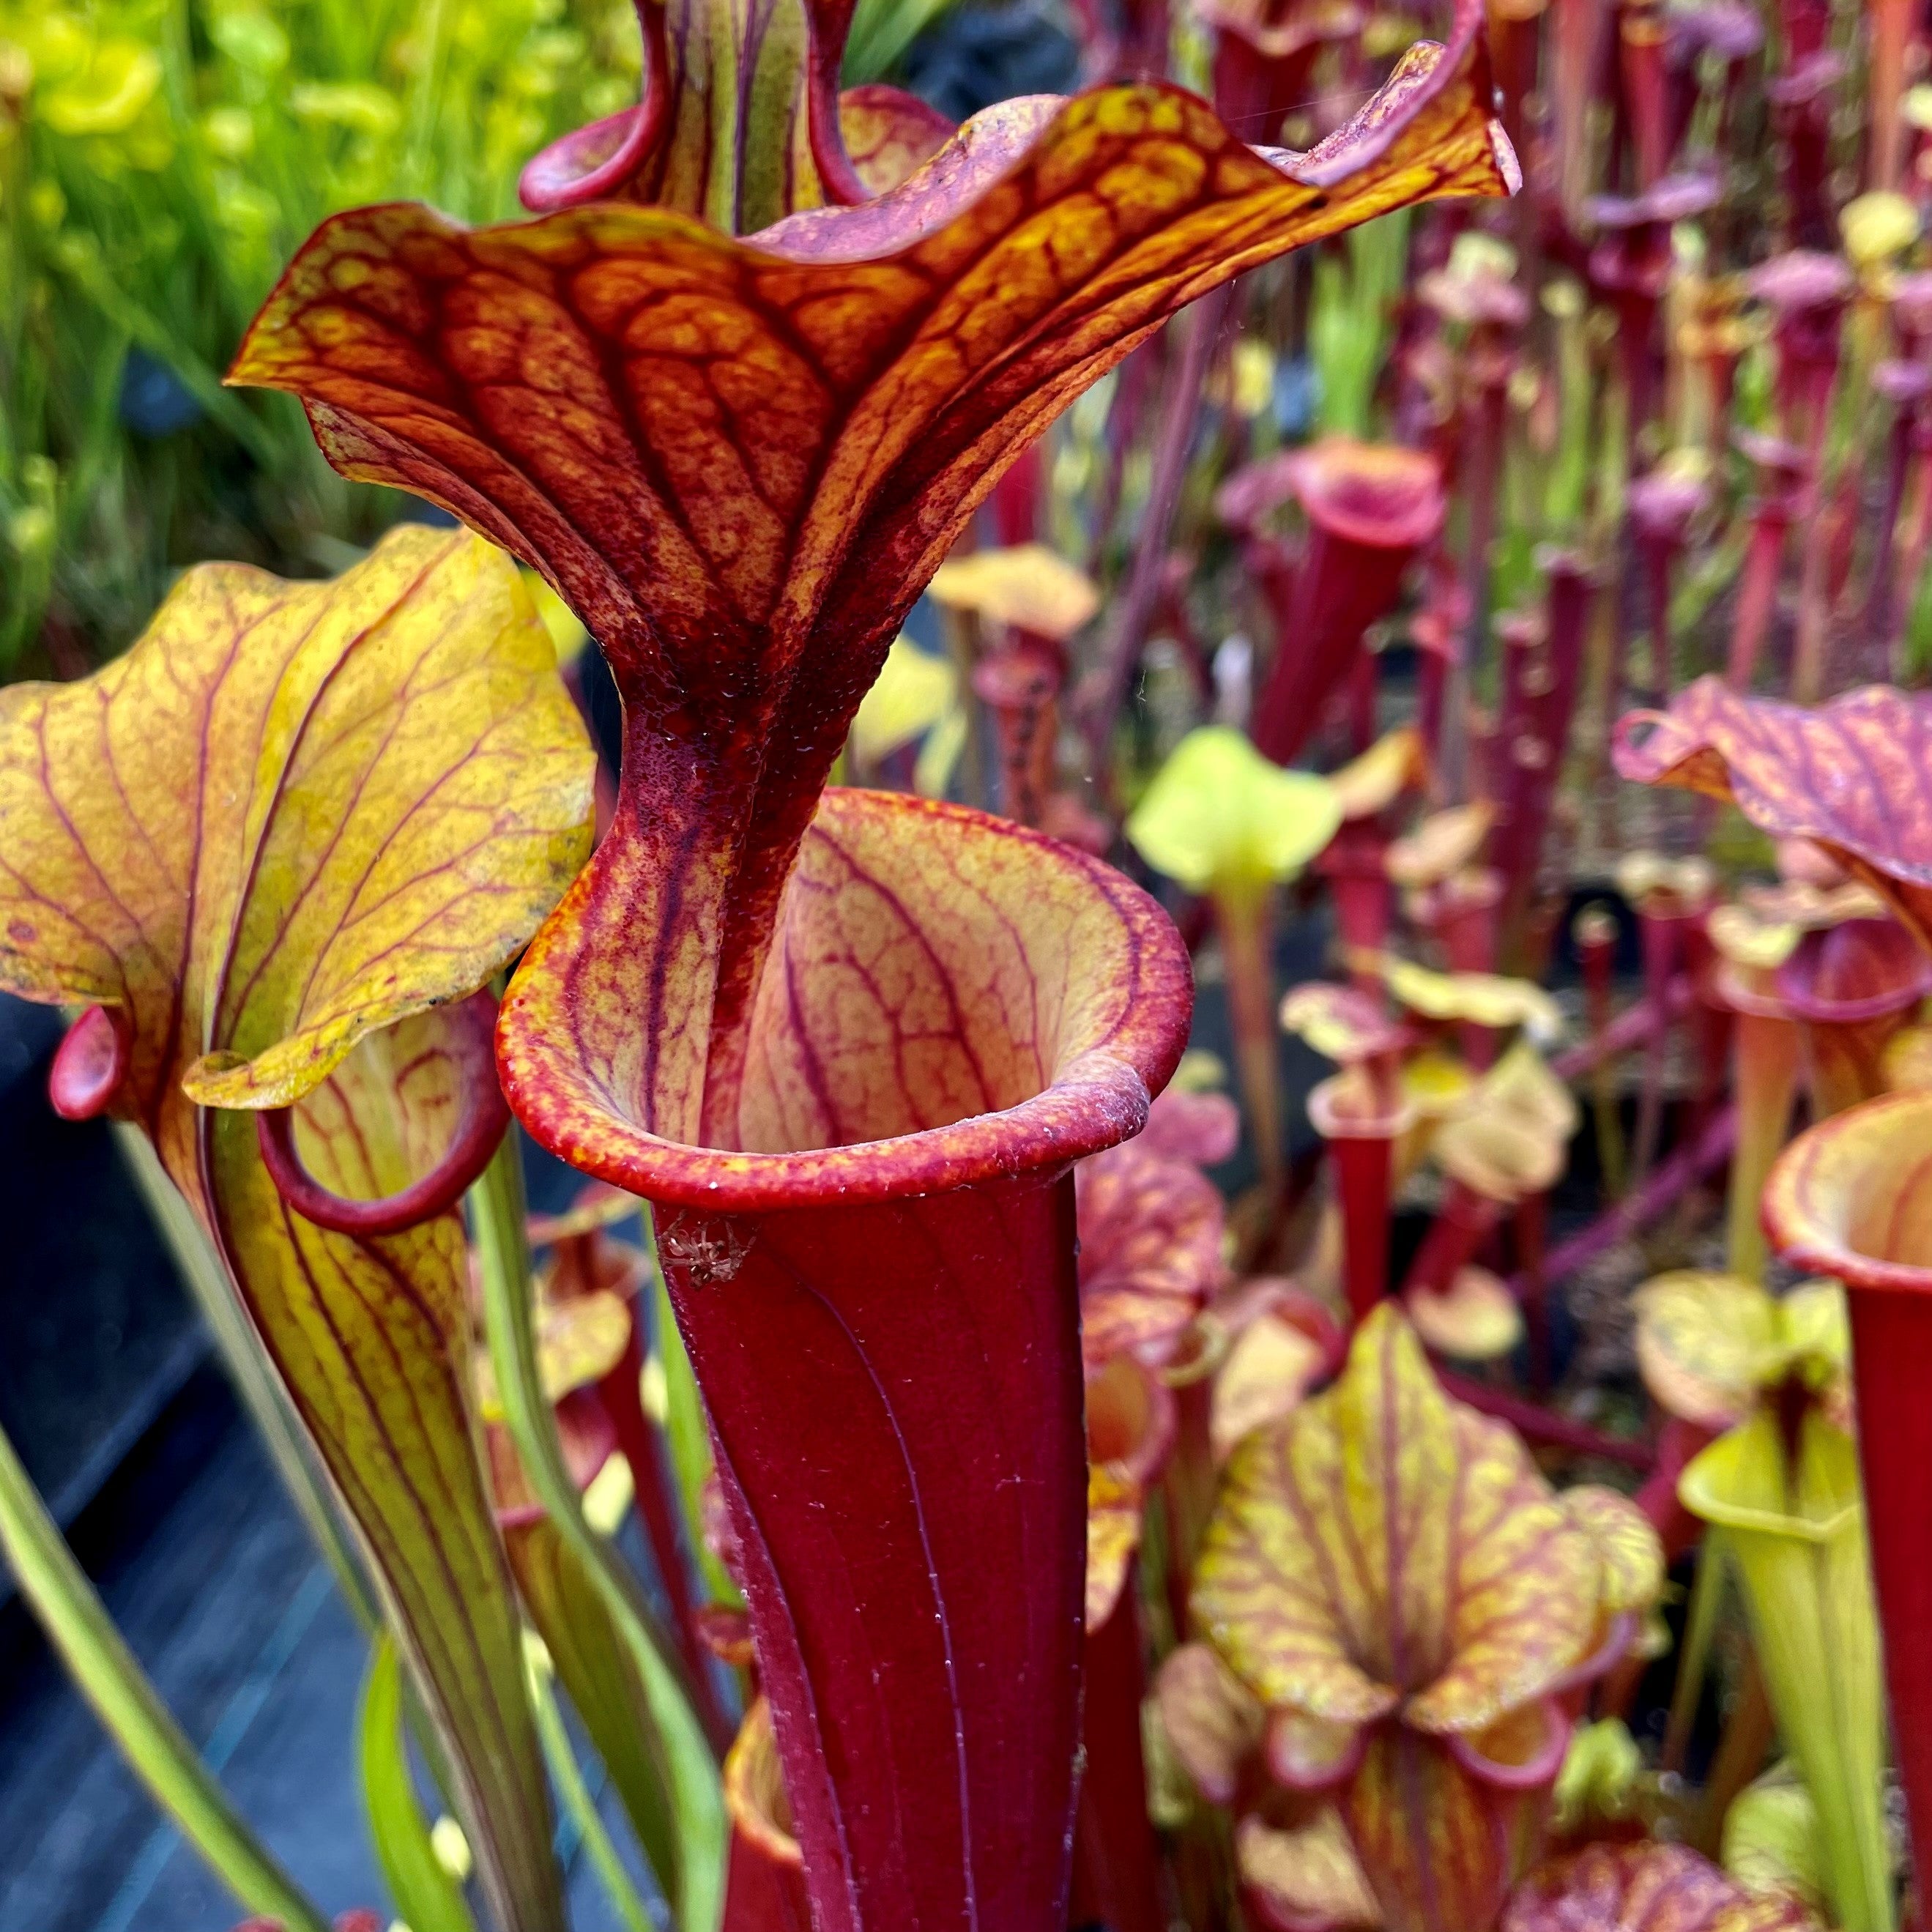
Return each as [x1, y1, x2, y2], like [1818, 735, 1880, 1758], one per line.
[1663, 1528, 1730, 1776]
[0, 1416, 327, 1932]
[469, 1139, 728, 1932]
[360, 1635, 482, 1932]
[647, 1227, 742, 1608]
[505, 1513, 685, 1900]
[526, 1635, 660, 1932]
[843, 0, 959, 81]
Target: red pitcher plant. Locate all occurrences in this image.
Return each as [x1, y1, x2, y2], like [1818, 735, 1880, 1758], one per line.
[207, 0, 1518, 1924]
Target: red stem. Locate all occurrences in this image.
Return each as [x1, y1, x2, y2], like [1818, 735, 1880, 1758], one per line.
[991, 441, 1043, 546]
[1320, 822, 1394, 970]
[1500, 557, 1598, 967]
[1516, 1191, 1551, 1394]
[1402, 1181, 1501, 1300]
[1639, 534, 1678, 705]
[1433, 873, 1503, 1069]
[1418, 647, 1448, 766]
[1332, 1129, 1397, 1326]
[1726, 511, 1793, 691]
[601, 1323, 735, 1752]
[1489, 9, 1539, 157]
[1552, 976, 1693, 1082]
[1618, 7, 1671, 187]
[1438, 878, 1499, 977]
[1437, 1370, 1654, 1469]
[1870, 0, 1914, 189]
[1514, 1104, 1737, 1296]
[681, 1171, 1091, 1932]
[1846, 1288, 1932, 1895]
[1083, 288, 1232, 775]
[1251, 528, 1422, 768]
[1347, 653, 1378, 754]
[1070, 1576, 1166, 1932]
[1630, 908, 1684, 1186]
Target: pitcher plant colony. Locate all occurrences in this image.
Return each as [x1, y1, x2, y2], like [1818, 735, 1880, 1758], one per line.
[4, 0, 1932, 1928]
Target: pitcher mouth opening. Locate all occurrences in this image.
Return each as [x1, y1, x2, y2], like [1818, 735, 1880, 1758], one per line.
[497, 789, 1195, 1214]
[1764, 1091, 1932, 1295]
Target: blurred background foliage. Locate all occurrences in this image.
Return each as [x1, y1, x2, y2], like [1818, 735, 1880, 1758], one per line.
[0, 0, 984, 677]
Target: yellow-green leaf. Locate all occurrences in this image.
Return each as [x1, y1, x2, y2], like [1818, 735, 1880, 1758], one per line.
[1086, 1463, 1144, 1632]
[42, 37, 160, 135]
[1551, 1718, 1643, 1835]
[1562, 1485, 1665, 1622]
[1281, 982, 1411, 1066]
[1359, 954, 1564, 1044]
[1211, 1304, 1331, 1463]
[1635, 1272, 1850, 1433]
[360, 1636, 481, 1932]
[1406, 1265, 1523, 1361]
[926, 543, 1100, 640]
[1386, 803, 1494, 888]
[1193, 1305, 1599, 1738]
[0, 528, 596, 1932]
[1236, 1808, 1381, 1932]
[1127, 727, 1343, 895]
[1681, 1413, 1892, 1932]
[1725, 1764, 1828, 1915]
[848, 635, 959, 765]
[1635, 1271, 1779, 1429]
[473, 1290, 633, 1419]
[1331, 727, 1429, 821]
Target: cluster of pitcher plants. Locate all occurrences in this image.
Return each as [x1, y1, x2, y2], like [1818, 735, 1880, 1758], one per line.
[7, 0, 1932, 1928]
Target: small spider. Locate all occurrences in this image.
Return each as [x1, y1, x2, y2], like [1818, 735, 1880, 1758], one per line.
[658, 1211, 754, 1286]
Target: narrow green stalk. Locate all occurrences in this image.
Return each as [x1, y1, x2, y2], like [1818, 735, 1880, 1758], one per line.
[844, 0, 959, 81]
[1590, 1063, 1627, 1202]
[1212, 877, 1282, 1192]
[400, 0, 456, 200]
[114, 1123, 380, 1634]
[1671, 524, 1750, 642]
[360, 1635, 479, 1932]
[526, 1638, 659, 1932]
[1693, 1646, 1775, 1858]
[469, 1138, 728, 1932]
[0, 1416, 327, 1932]
[647, 1236, 741, 1607]
[50, 242, 277, 464]
[1589, 371, 1630, 553]
[1662, 1530, 1728, 1775]
[1546, 282, 1593, 533]
[1684, 1416, 1892, 1932]
[1309, 212, 1409, 440]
